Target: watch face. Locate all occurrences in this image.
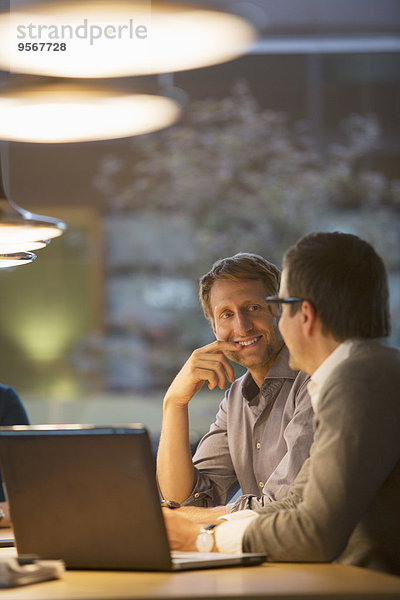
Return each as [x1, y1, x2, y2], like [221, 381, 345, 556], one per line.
[195, 531, 215, 553]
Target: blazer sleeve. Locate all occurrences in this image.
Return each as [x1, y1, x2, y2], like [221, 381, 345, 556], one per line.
[243, 366, 400, 562]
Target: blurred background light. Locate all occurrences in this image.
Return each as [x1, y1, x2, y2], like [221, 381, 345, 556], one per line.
[0, 1, 257, 78]
[0, 82, 182, 143]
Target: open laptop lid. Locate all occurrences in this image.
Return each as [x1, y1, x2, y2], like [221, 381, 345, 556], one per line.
[0, 425, 266, 571]
[0, 424, 173, 570]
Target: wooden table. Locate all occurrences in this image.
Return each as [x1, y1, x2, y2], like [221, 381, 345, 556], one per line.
[1, 530, 400, 600]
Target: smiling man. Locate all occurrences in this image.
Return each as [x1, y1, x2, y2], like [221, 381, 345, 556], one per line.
[157, 253, 313, 518]
[162, 234, 399, 575]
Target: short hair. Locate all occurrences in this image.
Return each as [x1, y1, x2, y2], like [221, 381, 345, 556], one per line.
[199, 252, 280, 323]
[282, 232, 391, 340]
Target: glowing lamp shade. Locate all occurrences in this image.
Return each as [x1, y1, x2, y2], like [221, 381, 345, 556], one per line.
[0, 239, 49, 253]
[0, 251, 37, 269]
[0, 161, 67, 245]
[0, 1, 257, 78]
[0, 83, 182, 143]
[0, 199, 66, 242]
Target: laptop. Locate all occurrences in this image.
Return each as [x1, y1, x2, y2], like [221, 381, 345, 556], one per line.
[0, 424, 266, 571]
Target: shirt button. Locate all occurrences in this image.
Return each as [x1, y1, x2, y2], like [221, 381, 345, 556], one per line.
[194, 493, 200, 498]
[259, 481, 264, 488]
[256, 442, 261, 449]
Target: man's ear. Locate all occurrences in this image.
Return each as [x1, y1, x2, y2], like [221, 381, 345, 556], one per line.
[300, 300, 318, 337]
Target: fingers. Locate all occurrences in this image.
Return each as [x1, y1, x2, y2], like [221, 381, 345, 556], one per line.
[162, 509, 200, 551]
[195, 340, 238, 367]
[165, 341, 239, 406]
[185, 362, 226, 391]
[190, 342, 237, 389]
[198, 339, 239, 355]
[193, 361, 231, 390]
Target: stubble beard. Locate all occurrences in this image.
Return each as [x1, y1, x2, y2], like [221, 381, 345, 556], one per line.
[226, 323, 283, 371]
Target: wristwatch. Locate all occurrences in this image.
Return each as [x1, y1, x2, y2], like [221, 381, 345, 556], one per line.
[195, 524, 217, 553]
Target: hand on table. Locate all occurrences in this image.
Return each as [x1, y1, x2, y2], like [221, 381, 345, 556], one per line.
[162, 508, 202, 551]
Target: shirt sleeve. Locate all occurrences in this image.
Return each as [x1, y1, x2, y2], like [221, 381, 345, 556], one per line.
[217, 462, 310, 554]
[228, 374, 313, 512]
[182, 391, 239, 507]
[215, 510, 259, 554]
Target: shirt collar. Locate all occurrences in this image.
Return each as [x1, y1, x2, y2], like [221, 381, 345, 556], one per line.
[307, 339, 356, 412]
[242, 344, 298, 403]
[266, 344, 298, 380]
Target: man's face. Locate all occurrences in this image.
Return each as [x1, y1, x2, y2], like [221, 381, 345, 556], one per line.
[277, 271, 304, 371]
[210, 278, 283, 378]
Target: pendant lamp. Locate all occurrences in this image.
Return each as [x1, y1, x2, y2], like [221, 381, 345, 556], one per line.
[0, 152, 67, 250]
[0, 1, 257, 78]
[0, 251, 37, 269]
[0, 81, 182, 143]
[0, 239, 49, 253]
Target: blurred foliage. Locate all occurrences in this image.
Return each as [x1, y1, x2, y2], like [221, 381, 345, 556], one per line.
[88, 81, 400, 389]
[94, 80, 400, 272]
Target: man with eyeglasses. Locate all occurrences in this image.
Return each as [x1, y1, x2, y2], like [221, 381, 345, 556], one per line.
[157, 252, 314, 522]
[162, 233, 400, 575]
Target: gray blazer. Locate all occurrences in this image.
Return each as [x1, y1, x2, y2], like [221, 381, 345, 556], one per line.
[243, 339, 400, 575]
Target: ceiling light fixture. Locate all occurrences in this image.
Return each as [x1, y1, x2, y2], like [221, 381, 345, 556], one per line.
[0, 152, 67, 246]
[0, 239, 49, 253]
[0, 1, 257, 78]
[0, 81, 182, 143]
[0, 251, 37, 269]
[0, 195, 67, 243]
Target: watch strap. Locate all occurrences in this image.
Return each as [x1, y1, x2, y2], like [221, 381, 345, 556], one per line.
[160, 499, 181, 509]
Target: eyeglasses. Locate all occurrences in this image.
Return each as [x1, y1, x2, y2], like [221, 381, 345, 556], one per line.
[265, 295, 306, 318]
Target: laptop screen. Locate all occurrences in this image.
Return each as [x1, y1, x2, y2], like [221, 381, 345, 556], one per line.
[0, 424, 173, 570]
